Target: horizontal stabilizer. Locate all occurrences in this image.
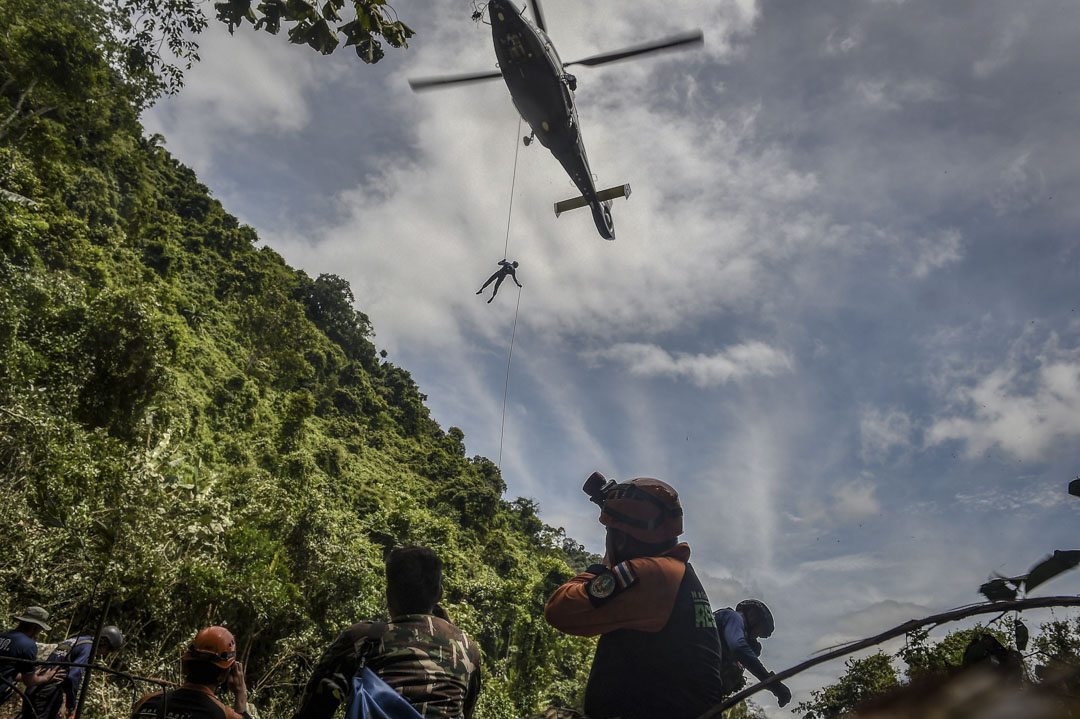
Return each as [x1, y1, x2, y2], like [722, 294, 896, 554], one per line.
[554, 183, 631, 217]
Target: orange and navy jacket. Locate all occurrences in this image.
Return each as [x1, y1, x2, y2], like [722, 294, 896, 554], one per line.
[545, 543, 724, 719]
[131, 683, 247, 719]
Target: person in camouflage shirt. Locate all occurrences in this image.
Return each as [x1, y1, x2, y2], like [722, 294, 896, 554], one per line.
[294, 547, 481, 719]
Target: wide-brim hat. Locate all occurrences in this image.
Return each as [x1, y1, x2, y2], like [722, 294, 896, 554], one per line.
[14, 606, 51, 631]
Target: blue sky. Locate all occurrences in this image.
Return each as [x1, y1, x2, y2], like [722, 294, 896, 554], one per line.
[145, 0, 1080, 713]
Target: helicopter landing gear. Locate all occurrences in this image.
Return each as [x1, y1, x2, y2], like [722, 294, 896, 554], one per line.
[523, 131, 535, 146]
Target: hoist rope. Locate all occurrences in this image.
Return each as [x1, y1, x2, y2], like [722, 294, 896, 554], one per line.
[497, 286, 522, 469]
[502, 116, 523, 260]
[497, 116, 525, 470]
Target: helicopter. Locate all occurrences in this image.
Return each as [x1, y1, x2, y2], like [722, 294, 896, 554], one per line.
[409, 0, 703, 240]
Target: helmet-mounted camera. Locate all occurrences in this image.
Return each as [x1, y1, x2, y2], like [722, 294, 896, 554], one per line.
[582, 471, 684, 543]
[583, 471, 619, 506]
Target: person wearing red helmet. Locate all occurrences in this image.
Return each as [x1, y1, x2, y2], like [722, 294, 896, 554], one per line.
[544, 473, 724, 719]
[131, 626, 250, 719]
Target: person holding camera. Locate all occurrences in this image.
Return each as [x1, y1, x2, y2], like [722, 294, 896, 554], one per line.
[544, 473, 724, 719]
[131, 626, 249, 719]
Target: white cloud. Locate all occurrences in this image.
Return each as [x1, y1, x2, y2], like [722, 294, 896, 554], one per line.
[912, 229, 965, 278]
[992, 152, 1046, 215]
[584, 341, 794, 387]
[853, 77, 949, 111]
[832, 479, 882, 522]
[955, 483, 1066, 512]
[973, 14, 1029, 78]
[860, 407, 915, 463]
[143, 25, 333, 171]
[812, 599, 933, 651]
[799, 552, 893, 574]
[825, 29, 860, 56]
[928, 338, 1080, 461]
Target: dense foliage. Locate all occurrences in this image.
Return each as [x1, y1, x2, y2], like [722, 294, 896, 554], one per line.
[796, 622, 1080, 718]
[0, 1, 594, 716]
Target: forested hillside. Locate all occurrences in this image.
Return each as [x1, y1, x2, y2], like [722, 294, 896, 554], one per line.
[0, 1, 594, 716]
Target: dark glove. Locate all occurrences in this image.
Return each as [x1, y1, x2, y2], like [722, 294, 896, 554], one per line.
[770, 678, 792, 707]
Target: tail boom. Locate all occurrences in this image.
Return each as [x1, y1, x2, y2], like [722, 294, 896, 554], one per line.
[554, 183, 632, 217]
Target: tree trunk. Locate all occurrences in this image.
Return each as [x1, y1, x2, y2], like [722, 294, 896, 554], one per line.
[0, 76, 38, 141]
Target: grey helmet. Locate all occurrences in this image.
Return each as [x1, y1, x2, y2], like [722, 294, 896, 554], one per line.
[736, 599, 775, 638]
[99, 625, 124, 650]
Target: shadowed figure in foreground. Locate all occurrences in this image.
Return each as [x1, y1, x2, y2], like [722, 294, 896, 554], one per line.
[476, 259, 522, 303]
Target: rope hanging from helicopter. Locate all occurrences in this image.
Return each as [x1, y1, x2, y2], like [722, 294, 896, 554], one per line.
[497, 115, 524, 470]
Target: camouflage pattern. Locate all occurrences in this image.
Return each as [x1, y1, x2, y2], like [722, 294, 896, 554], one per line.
[294, 614, 481, 719]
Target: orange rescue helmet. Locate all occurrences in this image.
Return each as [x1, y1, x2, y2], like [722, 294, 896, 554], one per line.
[596, 477, 684, 543]
[182, 626, 237, 669]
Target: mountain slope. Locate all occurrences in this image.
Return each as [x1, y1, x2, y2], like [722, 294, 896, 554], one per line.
[0, 1, 594, 716]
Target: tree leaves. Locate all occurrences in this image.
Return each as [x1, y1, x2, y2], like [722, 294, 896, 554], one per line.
[214, 0, 256, 31]
[214, 0, 412, 62]
[288, 18, 340, 54]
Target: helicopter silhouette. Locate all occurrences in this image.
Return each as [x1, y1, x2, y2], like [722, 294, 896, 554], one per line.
[409, 0, 703, 240]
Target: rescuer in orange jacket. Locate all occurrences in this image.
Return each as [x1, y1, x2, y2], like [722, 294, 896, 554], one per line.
[544, 473, 724, 719]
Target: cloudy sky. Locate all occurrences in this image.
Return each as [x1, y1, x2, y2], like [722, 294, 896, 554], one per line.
[145, 0, 1080, 713]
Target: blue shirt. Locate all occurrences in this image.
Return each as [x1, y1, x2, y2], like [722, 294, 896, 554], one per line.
[43, 635, 94, 702]
[713, 608, 770, 681]
[0, 630, 38, 699]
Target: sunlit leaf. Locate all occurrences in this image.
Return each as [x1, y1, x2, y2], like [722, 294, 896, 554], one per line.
[352, 35, 383, 62]
[321, 0, 341, 21]
[1024, 550, 1080, 594]
[284, 0, 318, 22]
[255, 0, 286, 33]
[214, 0, 256, 31]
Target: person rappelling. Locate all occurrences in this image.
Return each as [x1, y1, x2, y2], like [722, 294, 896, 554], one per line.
[476, 259, 522, 303]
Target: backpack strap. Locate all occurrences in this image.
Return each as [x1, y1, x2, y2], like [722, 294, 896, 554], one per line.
[355, 621, 389, 672]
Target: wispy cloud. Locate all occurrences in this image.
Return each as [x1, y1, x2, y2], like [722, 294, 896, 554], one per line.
[911, 229, 965, 278]
[860, 407, 916, 463]
[833, 479, 882, 522]
[956, 483, 1069, 512]
[927, 338, 1080, 461]
[813, 599, 933, 651]
[799, 552, 894, 574]
[584, 341, 794, 387]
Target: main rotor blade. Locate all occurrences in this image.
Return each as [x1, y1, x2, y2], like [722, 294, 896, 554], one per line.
[530, 0, 548, 34]
[564, 30, 704, 69]
[408, 69, 504, 92]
